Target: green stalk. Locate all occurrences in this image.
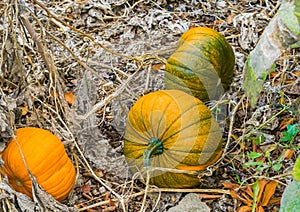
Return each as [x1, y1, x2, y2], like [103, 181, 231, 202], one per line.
[143, 138, 163, 167]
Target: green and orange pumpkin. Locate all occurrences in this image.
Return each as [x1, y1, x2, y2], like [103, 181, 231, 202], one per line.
[1, 127, 76, 201]
[123, 90, 222, 188]
[165, 27, 235, 102]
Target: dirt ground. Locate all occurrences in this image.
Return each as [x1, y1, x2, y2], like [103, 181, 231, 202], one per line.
[0, 0, 299, 211]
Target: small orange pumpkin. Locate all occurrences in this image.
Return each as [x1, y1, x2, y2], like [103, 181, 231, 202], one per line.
[1, 127, 76, 201]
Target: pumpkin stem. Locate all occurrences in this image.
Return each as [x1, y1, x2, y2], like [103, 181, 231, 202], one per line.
[143, 138, 163, 167]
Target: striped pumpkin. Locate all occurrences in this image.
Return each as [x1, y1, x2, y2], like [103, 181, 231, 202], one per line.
[124, 90, 222, 188]
[165, 27, 235, 102]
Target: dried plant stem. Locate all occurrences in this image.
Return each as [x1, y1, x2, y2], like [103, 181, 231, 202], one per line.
[240, 173, 290, 187]
[32, 0, 135, 60]
[33, 96, 126, 211]
[154, 188, 230, 194]
[224, 94, 246, 155]
[31, 0, 167, 64]
[82, 67, 141, 120]
[0, 171, 13, 211]
[19, 14, 52, 73]
[19, 13, 67, 116]
[45, 31, 98, 75]
[205, 94, 246, 172]
[240, 105, 289, 140]
[21, 7, 100, 76]
[140, 170, 151, 212]
[77, 187, 230, 211]
[73, 140, 127, 211]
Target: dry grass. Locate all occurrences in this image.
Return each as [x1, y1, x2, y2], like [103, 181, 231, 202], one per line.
[0, 0, 299, 211]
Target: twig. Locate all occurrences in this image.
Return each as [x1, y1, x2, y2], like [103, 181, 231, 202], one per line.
[224, 94, 246, 155]
[151, 187, 161, 212]
[268, 0, 281, 17]
[82, 66, 142, 120]
[76, 187, 230, 211]
[19, 12, 67, 118]
[45, 31, 98, 75]
[20, 6, 100, 76]
[19, 14, 52, 73]
[73, 140, 127, 211]
[140, 170, 150, 212]
[239, 173, 290, 188]
[206, 94, 246, 171]
[238, 104, 289, 141]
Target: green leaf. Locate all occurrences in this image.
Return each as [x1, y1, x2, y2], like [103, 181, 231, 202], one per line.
[279, 124, 300, 143]
[248, 151, 263, 159]
[265, 151, 271, 158]
[243, 0, 300, 107]
[294, 0, 300, 27]
[272, 163, 283, 172]
[292, 156, 300, 181]
[243, 161, 264, 168]
[252, 180, 260, 212]
[280, 180, 300, 212]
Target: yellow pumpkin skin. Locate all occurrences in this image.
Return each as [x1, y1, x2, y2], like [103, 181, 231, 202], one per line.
[165, 27, 235, 102]
[1, 127, 76, 202]
[124, 90, 222, 188]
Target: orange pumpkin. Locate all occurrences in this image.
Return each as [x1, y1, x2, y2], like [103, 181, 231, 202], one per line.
[124, 90, 223, 188]
[1, 127, 76, 201]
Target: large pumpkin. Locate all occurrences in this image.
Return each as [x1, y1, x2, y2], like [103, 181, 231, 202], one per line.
[165, 27, 235, 102]
[1, 127, 76, 201]
[124, 90, 222, 188]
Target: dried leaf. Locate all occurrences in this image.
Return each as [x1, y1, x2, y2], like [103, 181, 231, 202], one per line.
[245, 185, 254, 197]
[64, 91, 76, 106]
[230, 190, 252, 205]
[279, 118, 295, 130]
[268, 197, 281, 205]
[222, 181, 240, 189]
[269, 71, 279, 79]
[257, 206, 265, 212]
[282, 149, 295, 160]
[285, 78, 297, 84]
[21, 105, 28, 115]
[256, 180, 269, 205]
[233, 13, 258, 50]
[151, 63, 164, 71]
[227, 13, 236, 24]
[72, 72, 128, 179]
[109, 199, 115, 207]
[260, 181, 278, 206]
[50, 90, 59, 98]
[82, 184, 90, 194]
[237, 206, 252, 212]
[279, 91, 285, 104]
[104, 191, 109, 201]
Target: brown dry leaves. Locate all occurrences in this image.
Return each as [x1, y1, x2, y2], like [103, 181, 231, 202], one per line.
[223, 179, 281, 212]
